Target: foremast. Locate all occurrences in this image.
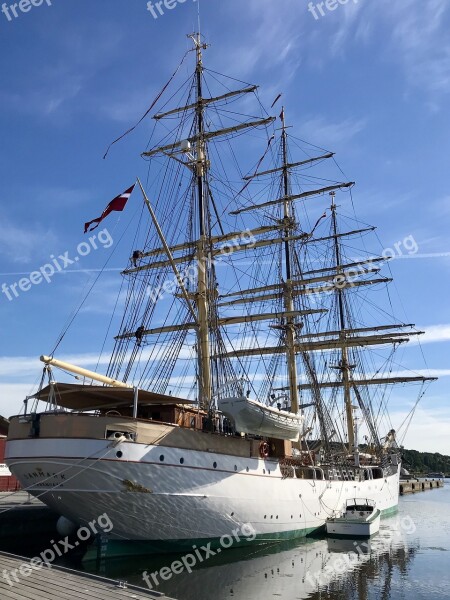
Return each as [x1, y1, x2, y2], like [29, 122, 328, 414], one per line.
[192, 33, 212, 409]
[122, 33, 276, 408]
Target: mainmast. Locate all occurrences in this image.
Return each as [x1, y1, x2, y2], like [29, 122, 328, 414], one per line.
[280, 108, 300, 414]
[330, 192, 355, 450]
[192, 33, 212, 409]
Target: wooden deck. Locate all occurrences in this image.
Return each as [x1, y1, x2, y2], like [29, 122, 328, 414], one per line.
[0, 551, 175, 600]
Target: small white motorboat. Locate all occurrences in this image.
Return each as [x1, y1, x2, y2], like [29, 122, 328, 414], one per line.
[326, 499, 381, 538]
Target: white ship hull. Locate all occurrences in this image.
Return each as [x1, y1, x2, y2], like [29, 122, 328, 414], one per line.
[6, 436, 400, 551]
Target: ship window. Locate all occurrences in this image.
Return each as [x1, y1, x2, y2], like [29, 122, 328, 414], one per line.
[180, 458, 184, 464]
[159, 455, 164, 462]
[231, 512, 234, 517]
[116, 451, 123, 458]
[234, 465, 238, 472]
[246, 467, 249, 473]
[263, 469, 266, 474]
[213, 462, 217, 469]
[372, 468, 383, 479]
[264, 515, 267, 519]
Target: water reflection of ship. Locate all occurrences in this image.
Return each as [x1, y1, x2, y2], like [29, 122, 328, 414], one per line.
[84, 519, 417, 600]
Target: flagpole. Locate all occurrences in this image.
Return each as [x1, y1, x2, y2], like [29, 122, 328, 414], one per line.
[136, 178, 199, 326]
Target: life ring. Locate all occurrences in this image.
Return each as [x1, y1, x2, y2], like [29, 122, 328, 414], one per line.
[259, 441, 269, 459]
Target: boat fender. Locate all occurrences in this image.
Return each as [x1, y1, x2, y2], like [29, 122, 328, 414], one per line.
[259, 441, 269, 459]
[56, 516, 77, 537]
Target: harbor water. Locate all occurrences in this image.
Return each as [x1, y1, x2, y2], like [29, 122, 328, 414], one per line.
[1, 482, 448, 599]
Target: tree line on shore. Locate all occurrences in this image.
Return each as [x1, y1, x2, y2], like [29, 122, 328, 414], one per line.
[401, 448, 449, 475]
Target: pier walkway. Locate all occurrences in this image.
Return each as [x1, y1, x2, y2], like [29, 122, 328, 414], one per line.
[0, 551, 175, 600]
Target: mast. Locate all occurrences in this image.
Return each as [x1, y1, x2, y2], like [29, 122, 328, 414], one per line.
[280, 108, 300, 414]
[192, 33, 212, 410]
[330, 192, 355, 450]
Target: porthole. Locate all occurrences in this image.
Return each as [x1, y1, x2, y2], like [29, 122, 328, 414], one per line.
[180, 458, 184, 464]
[159, 455, 164, 462]
[234, 465, 238, 472]
[263, 469, 266, 474]
[276, 515, 278, 519]
[264, 515, 267, 519]
[213, 462, 217, 469]
[246, 467, 249, 473]
[116, 451, 123, 458]
[231, 512, 234, 517]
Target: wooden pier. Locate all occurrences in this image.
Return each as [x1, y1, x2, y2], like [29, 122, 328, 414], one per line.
[0, 551, 175, 600]
[399, 479, 444, 495]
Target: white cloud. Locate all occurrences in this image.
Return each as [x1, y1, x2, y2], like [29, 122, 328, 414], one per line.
[416, 325, 450, 345]
[0, 384, 39, 420]
[391, 406, 450, 454]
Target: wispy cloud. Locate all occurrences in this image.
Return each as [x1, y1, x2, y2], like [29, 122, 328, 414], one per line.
[324, 0, 450, 98]
[381, 0, 450, 95]
[0, 217, 58, 265]
[299, 116, 366, 147]
[215, 0, 302, 81]
[1, 23, 126, 119]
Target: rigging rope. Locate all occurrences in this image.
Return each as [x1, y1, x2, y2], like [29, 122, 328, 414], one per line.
[103, 49, 192, 159]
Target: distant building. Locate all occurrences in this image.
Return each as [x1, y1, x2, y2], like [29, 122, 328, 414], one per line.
[0, 417, 20, 491]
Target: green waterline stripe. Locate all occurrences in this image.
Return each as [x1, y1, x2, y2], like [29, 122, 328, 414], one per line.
[83, 504, 399, 560]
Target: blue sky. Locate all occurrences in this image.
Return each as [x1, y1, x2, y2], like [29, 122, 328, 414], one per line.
[0, 0, 449, 454]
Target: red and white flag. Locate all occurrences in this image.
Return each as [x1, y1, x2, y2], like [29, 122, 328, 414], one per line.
[84, 184, 135, 233]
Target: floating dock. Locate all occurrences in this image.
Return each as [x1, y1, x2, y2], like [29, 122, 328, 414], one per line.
[399, 479, 444, 495]
[0, 551, 175, 600]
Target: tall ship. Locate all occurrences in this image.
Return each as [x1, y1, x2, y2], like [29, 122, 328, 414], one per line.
[5, 34, 436, 554]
